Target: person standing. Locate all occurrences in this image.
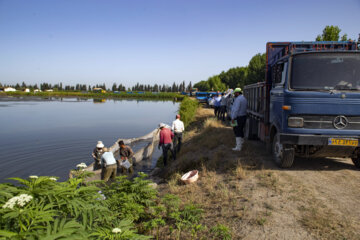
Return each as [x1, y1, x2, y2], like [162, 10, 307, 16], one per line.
[118, 140, 134, 174]
[171, 114, 185, 152]
[92, 141, 104, 170]
[100, 147, 117, 182]
[214, 93, 222, 118]
[220, 92, 228, 121]
[231, 88, 247, 151]
[158, 123, 175, 166]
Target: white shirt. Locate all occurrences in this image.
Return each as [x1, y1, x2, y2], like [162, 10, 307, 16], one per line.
[231, 95, 247, 120]
[172, 119, 185, 133]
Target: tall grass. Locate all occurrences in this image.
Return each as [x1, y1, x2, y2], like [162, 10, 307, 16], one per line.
[178, 97, 199, 128]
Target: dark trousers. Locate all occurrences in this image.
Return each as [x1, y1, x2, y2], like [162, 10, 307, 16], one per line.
[219, 106, 226, 120]
[233, 116, 247, 138]
[162, 143, 175, 166]
[93, 160, 102, 171]
[173, 132, 183, 152]
[101, 164, 117, 182]
[214, 106, 219, 117]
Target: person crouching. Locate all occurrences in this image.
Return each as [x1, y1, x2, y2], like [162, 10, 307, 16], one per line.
[92, 141, 104, 170]
[101, 147, 117, 183]
[118, 140, 134, 174]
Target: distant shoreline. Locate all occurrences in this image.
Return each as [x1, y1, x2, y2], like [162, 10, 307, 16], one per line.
[0, 91, 185, 101]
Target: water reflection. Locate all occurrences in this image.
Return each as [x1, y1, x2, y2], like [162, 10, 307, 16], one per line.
[0, 97, 179, 182]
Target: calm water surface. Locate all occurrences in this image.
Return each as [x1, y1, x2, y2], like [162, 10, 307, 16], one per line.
[0, 97, 179, 182]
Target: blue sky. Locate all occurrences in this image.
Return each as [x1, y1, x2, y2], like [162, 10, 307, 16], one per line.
[0, 0, 359, 88]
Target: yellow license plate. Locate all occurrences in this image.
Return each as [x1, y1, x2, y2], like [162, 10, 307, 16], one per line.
[328, 138, 358, 146]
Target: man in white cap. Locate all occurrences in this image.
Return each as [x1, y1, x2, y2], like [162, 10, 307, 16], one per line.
[92, 141, 104, 170]
[231, 88, 247, 151]
[171, 114, 185, 152]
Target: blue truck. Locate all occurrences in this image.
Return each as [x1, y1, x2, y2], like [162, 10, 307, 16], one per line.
[195, 92, 210, 103]
[244, 41, 360, 168]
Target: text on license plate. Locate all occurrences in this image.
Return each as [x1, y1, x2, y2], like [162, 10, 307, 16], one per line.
[328, 138, 358, 146]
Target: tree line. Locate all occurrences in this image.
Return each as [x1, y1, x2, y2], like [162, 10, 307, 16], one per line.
[193, 25, 358, 92]
[0, 81, 193, 93]
[193, 52, 266, 92]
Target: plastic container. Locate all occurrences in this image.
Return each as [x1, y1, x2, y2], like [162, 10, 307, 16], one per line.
[181, 170, 199, 184]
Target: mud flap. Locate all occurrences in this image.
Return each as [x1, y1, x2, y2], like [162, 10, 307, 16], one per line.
[282, 147, 295, 168]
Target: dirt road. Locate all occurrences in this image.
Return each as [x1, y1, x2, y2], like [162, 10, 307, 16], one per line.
[159, 107, 360, 239]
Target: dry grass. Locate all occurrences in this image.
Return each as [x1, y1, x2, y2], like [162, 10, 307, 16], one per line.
[154, 106, 360, 239]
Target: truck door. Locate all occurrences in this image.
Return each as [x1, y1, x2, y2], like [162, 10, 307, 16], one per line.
[270, 62, 288, 131]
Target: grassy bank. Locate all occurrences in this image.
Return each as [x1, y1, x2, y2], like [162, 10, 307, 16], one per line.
[0, 91, 185, 101]
[154, 107, 360, 239]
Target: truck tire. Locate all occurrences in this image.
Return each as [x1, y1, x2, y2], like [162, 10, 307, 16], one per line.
[351, 157, 360, 169]
[272, 132, 294, 168]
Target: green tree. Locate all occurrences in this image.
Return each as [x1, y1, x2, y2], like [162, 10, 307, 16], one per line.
[208, 75, 226, 91]
[193, 80, 210, 91]
[219, 66, 248, 89]
[246, 53, 266, 85]
[316, 25, 348, 41]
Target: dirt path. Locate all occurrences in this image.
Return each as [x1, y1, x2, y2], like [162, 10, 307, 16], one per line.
[157, 107, 360, 239]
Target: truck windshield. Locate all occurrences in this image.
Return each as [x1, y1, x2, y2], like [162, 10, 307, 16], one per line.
[290, 53, 360, 91]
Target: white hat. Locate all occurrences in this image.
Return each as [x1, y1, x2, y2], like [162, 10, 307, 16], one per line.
[159, 123, 166, 128]
[96, 141, 104, 148]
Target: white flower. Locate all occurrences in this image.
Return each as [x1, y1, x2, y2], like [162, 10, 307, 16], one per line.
[29, 175, 38, 179]
[112, 228, 122, 233]
[2, 194, 33, 209]
[76, 163, 87, 169]
[49, 177, 57, 181]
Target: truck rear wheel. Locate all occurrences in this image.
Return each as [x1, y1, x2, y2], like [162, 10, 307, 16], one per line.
[272, 132, 294, 168]
[351, 157, 360, 169]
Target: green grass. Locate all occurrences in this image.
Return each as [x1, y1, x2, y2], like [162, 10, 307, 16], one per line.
[0, 91, 185, 101]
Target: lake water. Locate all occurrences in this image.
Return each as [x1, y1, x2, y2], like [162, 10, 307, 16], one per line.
[0, 96, 179, 182]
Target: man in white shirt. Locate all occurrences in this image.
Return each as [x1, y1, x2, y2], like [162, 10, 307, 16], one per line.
[101, 147, 118, 182]
[171, 114, 185, 153]
[231, 88, 247, 151]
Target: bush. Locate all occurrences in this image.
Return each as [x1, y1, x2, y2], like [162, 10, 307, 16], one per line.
[179, 97, 198, 128]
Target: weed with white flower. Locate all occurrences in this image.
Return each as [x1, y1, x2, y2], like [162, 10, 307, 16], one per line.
[2, 194, 33, 210]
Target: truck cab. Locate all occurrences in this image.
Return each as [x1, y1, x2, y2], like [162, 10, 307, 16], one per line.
[244, 41, 360, 168]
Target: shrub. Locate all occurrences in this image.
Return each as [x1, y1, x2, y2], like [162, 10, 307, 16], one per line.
[179, 97, 199, 127]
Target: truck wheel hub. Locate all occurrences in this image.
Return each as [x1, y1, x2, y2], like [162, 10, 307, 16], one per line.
[275, 142, 283, 158]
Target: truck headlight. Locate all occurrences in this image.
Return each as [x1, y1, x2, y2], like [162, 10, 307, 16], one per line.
[288, 117, 304, 128]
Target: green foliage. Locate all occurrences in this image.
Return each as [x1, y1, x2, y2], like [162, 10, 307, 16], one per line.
[210, 224, 232, 240]
[193, 80, 210, 91]
[102, 173, 157, 222]
[219, 66, 248, 89]
[247, 53, 266, 85]
[194, 76, 227, 91]
[316, 25, 349, 41]
[193, 52, 265, 90]
[90, 219, 151, 240]
[179, 97, 198, 128]
[0, 174, 152, 239]
[208, 75, 227, 91]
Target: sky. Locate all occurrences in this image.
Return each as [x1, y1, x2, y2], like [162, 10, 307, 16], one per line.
[0, 0, 359, 88]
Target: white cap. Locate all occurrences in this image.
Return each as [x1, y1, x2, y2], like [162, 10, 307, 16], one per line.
[96, 141, 104, 148]
[159, 123, 166, 128]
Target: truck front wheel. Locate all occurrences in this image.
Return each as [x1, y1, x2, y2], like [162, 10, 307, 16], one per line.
[272, 132, 295, 168]
[351, 157, 360, 169]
